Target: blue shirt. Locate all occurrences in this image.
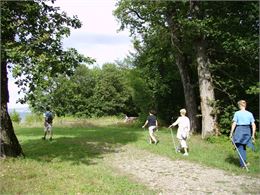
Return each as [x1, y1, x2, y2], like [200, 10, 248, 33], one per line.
[232, 110, 255, 125]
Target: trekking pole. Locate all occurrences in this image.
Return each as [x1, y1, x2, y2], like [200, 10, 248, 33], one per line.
[170, 128, 177, 153]
[231, 138, 249, 172]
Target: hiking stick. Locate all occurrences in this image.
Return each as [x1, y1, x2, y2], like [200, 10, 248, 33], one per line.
[231, 138, 249, 172]
[170, 128, 177, 153]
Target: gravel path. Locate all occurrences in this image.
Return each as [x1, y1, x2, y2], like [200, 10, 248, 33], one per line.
[106, 146, 260, 195]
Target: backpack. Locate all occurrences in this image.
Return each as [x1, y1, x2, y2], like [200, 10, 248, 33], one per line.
[45, 111, 53, 123]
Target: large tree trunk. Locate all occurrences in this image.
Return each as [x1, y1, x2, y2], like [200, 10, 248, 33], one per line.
[166, 13, 200, 133]
[1, 60, 23, 157]
[175, 54, 200, 133]
[196, 39, 218, 139]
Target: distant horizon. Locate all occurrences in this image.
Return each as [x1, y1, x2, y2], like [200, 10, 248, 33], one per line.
[8, 105, 30, 111]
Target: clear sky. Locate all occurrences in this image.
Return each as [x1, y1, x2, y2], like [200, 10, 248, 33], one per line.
[8, 0, 133, 109]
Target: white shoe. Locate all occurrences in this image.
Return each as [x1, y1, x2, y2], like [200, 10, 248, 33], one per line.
[183, 153, 189, 156]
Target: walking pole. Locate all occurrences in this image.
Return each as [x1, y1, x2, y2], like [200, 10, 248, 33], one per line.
[231, 138, 249, 172]
[170, 128, 178, 153]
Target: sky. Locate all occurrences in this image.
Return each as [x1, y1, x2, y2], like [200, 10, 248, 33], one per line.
[8, 0, 133, 109]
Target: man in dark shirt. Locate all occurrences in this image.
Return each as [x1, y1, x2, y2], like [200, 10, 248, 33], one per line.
[142, 110, 159, 144]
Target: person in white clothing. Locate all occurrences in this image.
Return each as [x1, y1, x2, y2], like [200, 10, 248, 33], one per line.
[169, 108, 190, 156]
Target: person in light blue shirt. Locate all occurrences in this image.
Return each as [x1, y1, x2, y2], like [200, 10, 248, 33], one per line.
[230, 100, 256, 168]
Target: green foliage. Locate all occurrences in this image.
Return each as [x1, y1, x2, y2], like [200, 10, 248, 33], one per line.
[206, 135, 230, 144]
[9, 110, 21, 123]
[1, 0, 94, 106]
[24, 113, 43, 124]
[246, 83, 260, 95]
[30, 63, 138, 118]
[114, 1, 259, 131]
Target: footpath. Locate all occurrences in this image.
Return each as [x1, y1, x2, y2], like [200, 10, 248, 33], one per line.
[106, 145, 260, 195]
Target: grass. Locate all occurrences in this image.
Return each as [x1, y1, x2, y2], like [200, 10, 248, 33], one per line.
[1, 118, 156, 195]
[1, 117, 259, 194]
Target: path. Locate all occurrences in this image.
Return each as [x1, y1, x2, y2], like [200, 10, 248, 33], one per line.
[105, 146, 260, 195]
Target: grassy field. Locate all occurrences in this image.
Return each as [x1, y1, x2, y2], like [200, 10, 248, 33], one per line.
[1, 117, 259, 194]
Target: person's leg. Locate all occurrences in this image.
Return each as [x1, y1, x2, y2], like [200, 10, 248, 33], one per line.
[149, 131, 157, 142]
[236, 143, 246, 167]
[149, 126, 158, 143]
[42, 131, 47, 140]
[149, 136, 153, 144]
[180, 139, 188, 155]
[42, 122, 47, 140]
[49, 124, 53, 140]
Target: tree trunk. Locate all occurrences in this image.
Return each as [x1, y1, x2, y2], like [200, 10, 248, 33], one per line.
[1, 60, 23, 157]
[196, 39, 218, 139]
[175, 54, 200, 133]
[166, 14, 200, 133]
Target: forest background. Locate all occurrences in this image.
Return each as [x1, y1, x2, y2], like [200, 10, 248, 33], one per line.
[1, 0, 259, 157]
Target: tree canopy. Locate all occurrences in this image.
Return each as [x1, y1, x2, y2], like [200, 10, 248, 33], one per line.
[114, 1, 259, 135]
[0, 0, 93, 157]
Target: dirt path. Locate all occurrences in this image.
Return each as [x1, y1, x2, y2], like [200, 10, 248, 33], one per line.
[105, 146, 260, 195]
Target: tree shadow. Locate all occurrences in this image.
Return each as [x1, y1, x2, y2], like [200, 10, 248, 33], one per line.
[19, 126, 140, 165]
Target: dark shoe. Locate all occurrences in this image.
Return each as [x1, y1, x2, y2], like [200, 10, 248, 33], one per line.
[42, 137, 46, 140]
[49, 137, 53, 141]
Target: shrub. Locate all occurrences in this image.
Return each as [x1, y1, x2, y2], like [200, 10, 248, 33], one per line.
[10, 110, 21, 123]
[25, 113, 43, 124]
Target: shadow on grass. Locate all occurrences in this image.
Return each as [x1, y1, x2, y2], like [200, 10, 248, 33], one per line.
[19, 126, 141, 165]
[225, 154, 240, 167]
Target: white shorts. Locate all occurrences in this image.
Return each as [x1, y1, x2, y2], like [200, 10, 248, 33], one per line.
[148, 126, 157, 134]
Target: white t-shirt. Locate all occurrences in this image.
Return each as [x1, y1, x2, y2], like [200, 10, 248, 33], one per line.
[172, 116, 190, 139]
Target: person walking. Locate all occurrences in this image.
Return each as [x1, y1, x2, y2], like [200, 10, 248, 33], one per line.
[230, 100, 256, 168]
[169, 108, 190, 156]
[42, 106, 54, 141]
[142, 110, 159, 144]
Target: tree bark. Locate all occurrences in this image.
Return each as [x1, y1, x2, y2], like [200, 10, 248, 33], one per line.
[166, 20, 200, 133]
[174, 54, 200, 133]
[196, 39, 218, 139]
[1, 59, 24, 157]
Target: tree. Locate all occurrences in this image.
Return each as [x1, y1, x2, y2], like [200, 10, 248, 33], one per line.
[1, 0, 92, 157]
[114, 1, 259, 137]
[114, 0, 200, 132]
[29, 64, 96, 117]
[90, 63, 134, 117]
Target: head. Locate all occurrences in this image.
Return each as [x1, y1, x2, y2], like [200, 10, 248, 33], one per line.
[46, 106, 50, 111]
[180, 108, 186, 116]
[237, 100, 246, 110]
[149, 110, 156, 115]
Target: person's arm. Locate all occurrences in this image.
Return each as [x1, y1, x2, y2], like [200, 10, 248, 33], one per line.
[142, 120, 148, 128]
[169, 118, 179, 128]
[230, 121, 236, 139]
[251, 122, 256, 142]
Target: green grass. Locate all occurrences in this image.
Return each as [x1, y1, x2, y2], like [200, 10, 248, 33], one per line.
[1, 117, 259, 194]
[1, 119, 156, 195]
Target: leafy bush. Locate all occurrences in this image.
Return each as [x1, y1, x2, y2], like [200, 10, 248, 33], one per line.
[216, 104, 237, 135]
[10, 110, 21, 123]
